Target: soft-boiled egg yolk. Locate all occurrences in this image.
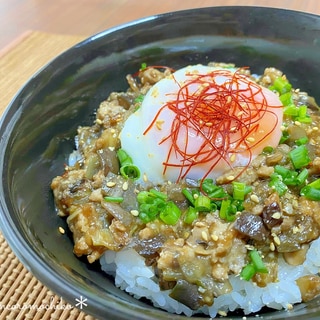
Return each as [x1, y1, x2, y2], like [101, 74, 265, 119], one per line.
[120, 64, 283, 184]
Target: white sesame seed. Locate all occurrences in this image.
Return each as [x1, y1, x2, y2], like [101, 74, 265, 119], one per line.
[286, 303, 293, 310]
[58, 227, 65, 234]
[273, 235, 281, 246]
[230, 154, 236, 162]
[122, 181, 128, 191]
[211, 234, 219, 241]
[130, 210, 139, 217]
[271, 211, 281, 219]
[246, 137, 256, 143]
[218, 310, 227, 317]
[250, 194, 259, 203]
[201, 231, 208, 241]
[106, 181, 116, 187]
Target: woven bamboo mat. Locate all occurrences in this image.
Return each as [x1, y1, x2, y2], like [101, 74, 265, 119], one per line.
[0, 31, 96, 320]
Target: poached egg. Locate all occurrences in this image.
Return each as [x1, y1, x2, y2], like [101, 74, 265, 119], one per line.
[120, 64, 283, 184]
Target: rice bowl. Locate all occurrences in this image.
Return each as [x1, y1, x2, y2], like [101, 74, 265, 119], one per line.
[1, 6, 320, 320]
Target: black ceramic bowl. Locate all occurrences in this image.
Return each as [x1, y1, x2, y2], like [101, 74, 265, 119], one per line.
[1, 6, 320, 320]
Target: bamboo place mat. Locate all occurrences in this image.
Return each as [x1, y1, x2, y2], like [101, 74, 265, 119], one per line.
[0, 31, 97, 320]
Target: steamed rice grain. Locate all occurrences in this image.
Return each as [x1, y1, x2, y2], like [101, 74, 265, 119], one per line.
[100, 237, 320, 317]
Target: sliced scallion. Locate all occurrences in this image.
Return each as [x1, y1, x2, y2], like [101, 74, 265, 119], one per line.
[240, 250, 268, 281]
[295, 136, 309, 146]
[232, 182, 251, 201]
[269, 173, 288, 195]
[240, 263, 256, 281]
[184, 206, 198, 224]
[182, 188, 195, 206]
[296, 168, 309, 185]
[219, 199, 231, 220]
[117, 148, 140, 180]
[194, 195, 211, 212]
[249, 250, 268, 273]
[262, 146, 274, 154]
[300, 178, 320, 201]
[272, 77, 292, 94]
[104, 196, 124, 203]
[289, 145, 311, 169]
[279, 92, 293, 106]
[159, 201, 181, 225]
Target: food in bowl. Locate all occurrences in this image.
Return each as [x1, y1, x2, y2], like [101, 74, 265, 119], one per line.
[51, 62, 320, 317]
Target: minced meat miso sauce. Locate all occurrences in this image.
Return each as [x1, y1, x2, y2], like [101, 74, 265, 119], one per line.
[51, 63, 320, 317]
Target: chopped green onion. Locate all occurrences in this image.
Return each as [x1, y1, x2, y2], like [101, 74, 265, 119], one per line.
[306, 178, 320, 189]
[249, 250, 268, 273]
[300, 186, 320, 201]
[120, 164, 140, 179]
[232, 182, 251, 201]
[210, 202, 218, 212]
[279, 92, 293, 106]
[279, 130, 289, 144]
[240, 263, 256, 281]
[140, 62, 147, 70]
[201, 179, 229, 199]
[117, 148, 132, 166]
[300, 178, 320, 201]
[182, 188, 195, 206]
[104, 196, 124, 203]
[271, 77, 292, 94]
[194, 195, 211, 212]
[219, 199, 230, 220]
[295, 136, 308, 146]
[274, 165, 308, 187]
[269, 173, 288, 195]
[240, 250, 268, 281]
[159, 201, 181, 225]
[296, 105, 312, 123]
[136, 190, 151, 203]
[283, 104, 299, 117]
[117, 149, 140, 180]
[274, 165, 291, 178]
[184, 206, 198, 224]
[149, 189, 167, 200]
[201, 179, 215, 193]
[289, 145, 311, 169]
[219, 199, 236, 222]
[139, 211, 156, 223]
[137, 189, 182, 224]
[296, 168, 309, 185]
[232, 182, 246, 200]
[134, 94, 144, 104]
[262, 146, 274, 154]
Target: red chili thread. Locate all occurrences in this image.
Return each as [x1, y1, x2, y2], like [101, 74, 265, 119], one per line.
[143, 68, 281, 182]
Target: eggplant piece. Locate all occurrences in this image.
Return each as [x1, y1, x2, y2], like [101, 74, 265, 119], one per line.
[134, 234, 165, 257]
[169, 279, 201, 310]
[234, 212, 269, 241]
[262, 201, 283, 229]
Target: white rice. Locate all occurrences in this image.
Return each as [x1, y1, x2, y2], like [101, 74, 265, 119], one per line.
[100, 237, 320, 318]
